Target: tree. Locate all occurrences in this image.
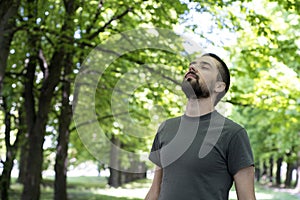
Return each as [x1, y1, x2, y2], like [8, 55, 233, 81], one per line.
[0, 1, 22, 196]
[1, 0, 189, 198]
[225, 0, 300, 188]
[0, 0, 20, 100]
[0, 97, 22, 200]
[54, 31, 76, 200]
[1, 0, 300, 199]
[20, 0, 79, 199]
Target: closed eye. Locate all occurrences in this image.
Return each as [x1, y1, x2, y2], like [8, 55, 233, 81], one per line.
[189, 61, 212, 70]
[200, 64, 211, 70]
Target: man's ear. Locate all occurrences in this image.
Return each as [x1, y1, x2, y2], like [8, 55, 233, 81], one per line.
[215, 81, 226, 93]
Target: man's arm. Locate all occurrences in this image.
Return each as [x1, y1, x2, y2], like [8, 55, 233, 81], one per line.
[234, 166, 256, 200]
[144, 166, 163, 200]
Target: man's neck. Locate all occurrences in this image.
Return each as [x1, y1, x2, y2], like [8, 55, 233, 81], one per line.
[185, 98, 215, 117]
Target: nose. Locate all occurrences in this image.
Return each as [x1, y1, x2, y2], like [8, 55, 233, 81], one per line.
[189, 64, 197, 73]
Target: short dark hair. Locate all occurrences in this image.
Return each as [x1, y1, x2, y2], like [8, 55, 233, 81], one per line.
[202, 53, 231, 103]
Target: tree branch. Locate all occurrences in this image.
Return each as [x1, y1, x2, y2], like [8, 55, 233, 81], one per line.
[224, 99, 252, 107]
[86, 0, 104, 34]
[38, 49, 49, 78]
[120, 54, 182, 86]
[87, 7, 132, 40]
[70, 111, 128, 132]
[143, 65, 181, 86]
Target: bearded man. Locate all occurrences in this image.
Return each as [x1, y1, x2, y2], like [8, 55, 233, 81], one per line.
[145, 53, 256, 200]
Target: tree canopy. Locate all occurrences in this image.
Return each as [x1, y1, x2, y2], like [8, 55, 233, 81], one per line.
[0, 0, 300, 199]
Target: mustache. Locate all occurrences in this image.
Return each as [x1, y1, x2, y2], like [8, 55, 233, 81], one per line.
[185, 71, 199, 79]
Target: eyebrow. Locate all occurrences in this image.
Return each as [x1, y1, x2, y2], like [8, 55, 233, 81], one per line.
[200, 61, 212, 68]
[190, 61, 212, 68]
[190, 61, 197, 65]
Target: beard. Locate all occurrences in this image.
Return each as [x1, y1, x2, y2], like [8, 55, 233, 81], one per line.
[181, 75, 211, 99]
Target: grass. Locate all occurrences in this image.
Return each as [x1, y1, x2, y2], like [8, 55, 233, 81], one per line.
[8, 177, 300, 200]
[229, 183, 300, 200]
[253, 184, 300, 200]
[9, 177, 143, 200]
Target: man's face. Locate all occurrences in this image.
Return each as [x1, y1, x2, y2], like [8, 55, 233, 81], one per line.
[181, 56, 220, 99]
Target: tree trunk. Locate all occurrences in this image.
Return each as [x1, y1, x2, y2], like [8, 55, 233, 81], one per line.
[0, 2, 20, 194]
[276, 157, 283, 186]
[296, 166, 300, 192]
[255, 161, 261, 182]
[285, 162, 293, 188]
[21, 52, 62, 199]
[0, 0, 20, 99]
[54, 1, 78, 199]
[17, 136, 29, 184]
[54, 53, 73, 200]
[21, 1, 78, 199]
[123, 154, 147, 184]
[0, 98, 21, 200]
[21, 122, 45, 200]
[269, 156, 274, 184]
[18, 1, 38, 182]
[262, 160, 267, 182]
[124, 163, 147, 184]
[21, 31, 62, 200]
[295, 151, 300, 192]
[108, 136, 121, 188]
[20, 1, 42, 199]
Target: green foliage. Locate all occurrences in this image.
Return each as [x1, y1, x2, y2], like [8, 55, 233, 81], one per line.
[1, 0, 300, 191]
[225, 0, 300, 165]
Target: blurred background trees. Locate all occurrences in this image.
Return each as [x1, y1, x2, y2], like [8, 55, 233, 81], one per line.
[0, 0, 299, 199]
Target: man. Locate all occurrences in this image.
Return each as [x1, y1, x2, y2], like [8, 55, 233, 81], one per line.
[145, 53, 256, 200]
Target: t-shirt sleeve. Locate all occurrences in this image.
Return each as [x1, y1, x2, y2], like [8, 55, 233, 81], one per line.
[148, 122, 165, 167]
[227, 128, 254, 176]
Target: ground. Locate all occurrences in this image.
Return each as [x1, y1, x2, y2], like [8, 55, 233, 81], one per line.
[8, 176, 300, 200]
[87, 178, 300, 200]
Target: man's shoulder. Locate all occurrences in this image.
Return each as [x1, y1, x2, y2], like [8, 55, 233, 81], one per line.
[165, 115, 182, 123]
[156, 115, 182, 133]
[225, 117, 244, 130]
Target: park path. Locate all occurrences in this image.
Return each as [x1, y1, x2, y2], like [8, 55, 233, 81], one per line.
[95, 187, 148, 199]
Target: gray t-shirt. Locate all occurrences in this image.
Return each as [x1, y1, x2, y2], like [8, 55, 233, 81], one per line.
[149, 110, 254, 200]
